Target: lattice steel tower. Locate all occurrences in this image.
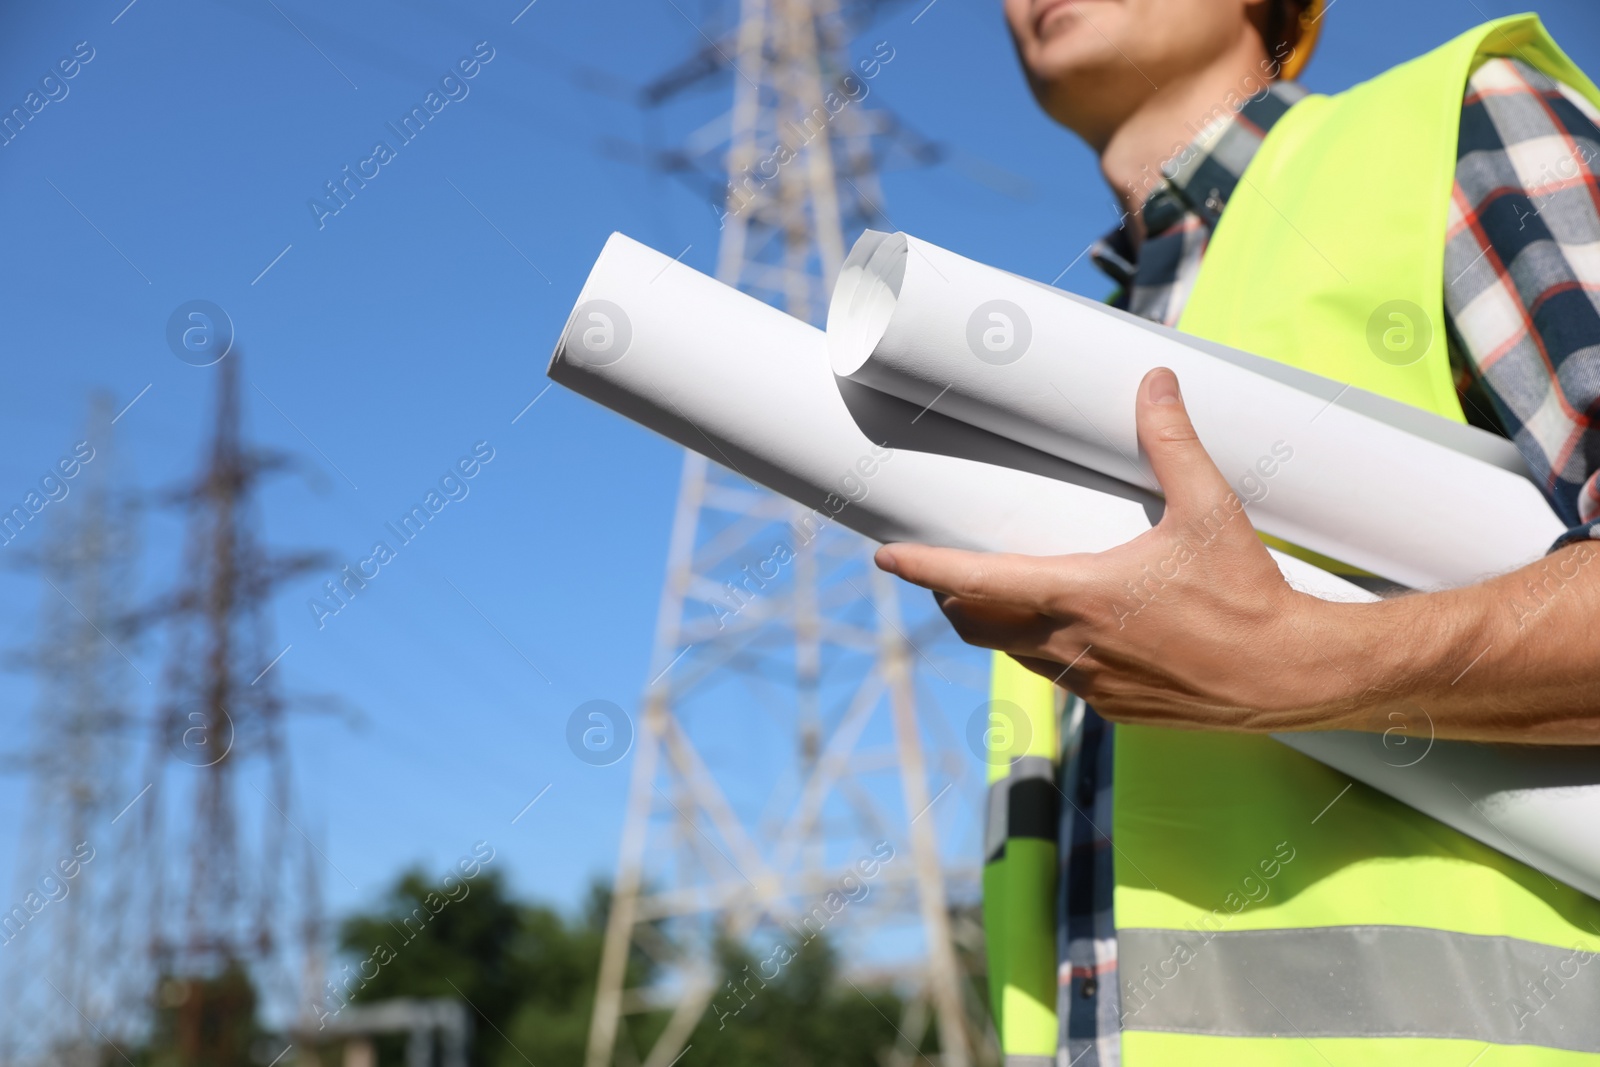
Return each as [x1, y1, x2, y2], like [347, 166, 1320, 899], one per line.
[585, 3, 987, 1065]
[137, 354, 326, 1050]
[1, 393, 142, 1064]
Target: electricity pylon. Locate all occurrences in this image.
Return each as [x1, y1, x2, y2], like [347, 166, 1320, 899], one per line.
[585, 3, 987, 1065]
[1, 393, 142, 1064]
[136, 354, 327, 1045]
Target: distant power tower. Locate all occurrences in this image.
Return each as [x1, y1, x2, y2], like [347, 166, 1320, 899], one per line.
[585, 3, 988, 1066]
[137, 354, 326, 1051]
[2, 393, 142, 1064]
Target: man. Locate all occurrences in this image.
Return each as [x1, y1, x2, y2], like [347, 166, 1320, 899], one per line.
[875, 2, 1600, 1064]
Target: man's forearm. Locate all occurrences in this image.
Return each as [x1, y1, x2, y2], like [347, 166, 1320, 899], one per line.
[1336, 541, 1600, 743]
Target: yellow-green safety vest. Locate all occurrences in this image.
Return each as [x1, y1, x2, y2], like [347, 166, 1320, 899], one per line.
[985, 15, 1600, 1065]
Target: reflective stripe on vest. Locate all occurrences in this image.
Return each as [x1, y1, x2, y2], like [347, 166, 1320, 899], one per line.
[983, 654, 1060, 1059]
[1120, 926, 1600, 1053]
[984, 754, 1056, 864]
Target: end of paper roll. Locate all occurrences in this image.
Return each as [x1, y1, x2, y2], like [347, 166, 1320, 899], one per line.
[548, 231, 652, 382]
[827, 230, 907, 378]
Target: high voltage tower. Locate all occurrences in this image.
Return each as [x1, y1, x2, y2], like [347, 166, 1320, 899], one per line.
[586, 3, 989, 1065]
[135, 354, 326, 1055]
[2, 394, 141, 1064]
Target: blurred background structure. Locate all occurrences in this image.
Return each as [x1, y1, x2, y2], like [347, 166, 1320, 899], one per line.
[133, 353, 325, 1057]
[585, 2, 984, 1065]
[3, 393, 139, 1064]
[0, 0, 1593, 1064]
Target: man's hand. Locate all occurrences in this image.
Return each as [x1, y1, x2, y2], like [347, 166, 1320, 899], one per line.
[874, 368, 1600, 742]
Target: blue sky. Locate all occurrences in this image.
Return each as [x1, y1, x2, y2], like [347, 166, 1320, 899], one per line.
[0, 0, 1595, 994]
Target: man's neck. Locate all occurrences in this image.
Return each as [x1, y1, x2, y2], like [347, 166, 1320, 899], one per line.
[1099, 31, 1273, 237]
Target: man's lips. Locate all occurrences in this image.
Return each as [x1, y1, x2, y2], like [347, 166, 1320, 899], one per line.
[1033, 0, 1099, 39]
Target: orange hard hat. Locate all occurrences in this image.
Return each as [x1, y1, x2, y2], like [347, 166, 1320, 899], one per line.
[1279, 0, 1324, 81]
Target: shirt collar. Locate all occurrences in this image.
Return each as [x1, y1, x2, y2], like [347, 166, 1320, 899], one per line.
[1091, 79, 1308, 286]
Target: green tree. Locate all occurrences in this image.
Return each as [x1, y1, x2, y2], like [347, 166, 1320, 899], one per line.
[682, 935, 906, 1067]
[334, 868, 531, 1067]
[494, 882, 637, 1065]
[333, 869, 912, 1067]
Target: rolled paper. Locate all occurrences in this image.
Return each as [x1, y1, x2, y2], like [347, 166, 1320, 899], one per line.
[827, 230, 1565, 592]
[547, 232, 1155, 559]
[549, 232, 1600, 901]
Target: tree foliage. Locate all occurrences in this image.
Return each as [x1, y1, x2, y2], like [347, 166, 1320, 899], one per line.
[331, 870, 910, 1067]
[678, 936, 905, 1067]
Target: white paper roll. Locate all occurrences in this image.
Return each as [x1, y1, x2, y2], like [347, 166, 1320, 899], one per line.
[548, 232, 1600, 901]
[547, 232, 1154, 559]
[827, 230, 1566, 592]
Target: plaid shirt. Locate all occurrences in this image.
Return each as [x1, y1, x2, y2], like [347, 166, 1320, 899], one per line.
[1061, 57, 1600, 1065]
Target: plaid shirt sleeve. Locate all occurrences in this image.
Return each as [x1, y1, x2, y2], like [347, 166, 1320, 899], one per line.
[1445, 57, 1600, 550]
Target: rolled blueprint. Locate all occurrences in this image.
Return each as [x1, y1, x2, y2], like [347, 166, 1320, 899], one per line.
[827, 230, 1566, 591]
[548, 232, 1600, 901]
[546, 233, 1156, 559]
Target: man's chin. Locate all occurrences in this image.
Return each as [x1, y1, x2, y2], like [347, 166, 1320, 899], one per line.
[1034, 0, 1123, 43]
[1025, 38, 1128, 98]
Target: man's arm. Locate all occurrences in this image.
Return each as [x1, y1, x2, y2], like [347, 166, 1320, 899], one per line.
[875, 368, 1600, 744]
